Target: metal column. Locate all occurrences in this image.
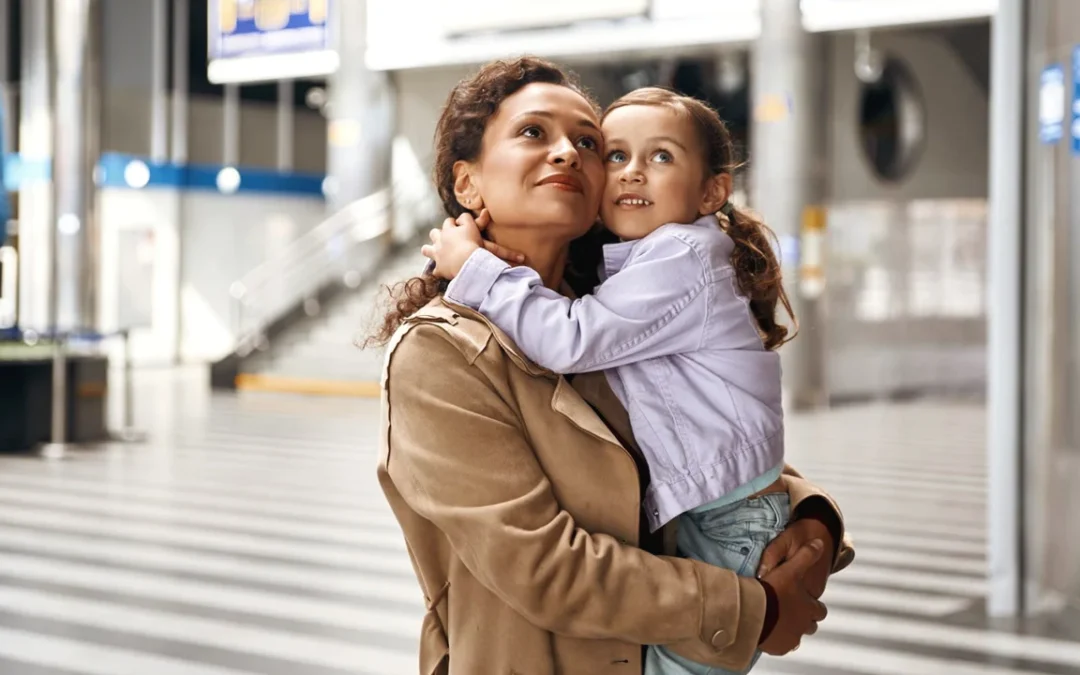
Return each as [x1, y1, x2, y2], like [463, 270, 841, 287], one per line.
[0, 0, 14, 166]
[277, 80, 294, 172]
[223, 84, 240, 167]
[51, 0, 97, 333]
[149, 0, 169, 162]
[17, 0, 53, 332]
[326, 0, 392, 211]
[750, 0, 827, 410]
[171, 0, 189, 164]
[987, 0, 1027, 618]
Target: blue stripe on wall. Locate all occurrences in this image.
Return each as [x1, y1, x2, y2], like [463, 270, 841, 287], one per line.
[3, 152, 325, 198]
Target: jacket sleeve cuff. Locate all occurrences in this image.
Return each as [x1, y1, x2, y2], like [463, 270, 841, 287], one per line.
[445, 248, 510, 310]
[667, 564, 765, 670]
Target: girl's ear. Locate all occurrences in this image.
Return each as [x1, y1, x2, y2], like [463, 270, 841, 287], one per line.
[700, 173, 732, 215]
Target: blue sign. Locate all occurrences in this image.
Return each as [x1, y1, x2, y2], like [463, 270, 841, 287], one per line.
[1072, 47, 1080, 155]
[1040, 64, 1066, 145]
[208, 0, 330, 60]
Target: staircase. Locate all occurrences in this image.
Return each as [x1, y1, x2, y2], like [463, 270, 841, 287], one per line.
[237, 245, 429, 392]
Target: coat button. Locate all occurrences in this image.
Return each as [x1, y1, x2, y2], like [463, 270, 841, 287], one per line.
[711, 629, 728, 648]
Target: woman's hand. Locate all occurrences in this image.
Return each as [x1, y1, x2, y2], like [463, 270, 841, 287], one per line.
[758, 517, 836, 599]
[421, 210, 524, 280]
[757, 539, 829, 656]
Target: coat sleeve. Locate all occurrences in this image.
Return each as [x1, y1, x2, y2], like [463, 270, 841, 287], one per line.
[780, 464, 856, 572]
[383, 324, 765, 670]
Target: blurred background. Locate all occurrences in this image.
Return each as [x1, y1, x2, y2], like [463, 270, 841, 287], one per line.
[0, 0, 1078, 673]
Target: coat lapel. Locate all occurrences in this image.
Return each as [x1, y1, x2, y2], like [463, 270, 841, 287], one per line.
[550, 375, 622, 448]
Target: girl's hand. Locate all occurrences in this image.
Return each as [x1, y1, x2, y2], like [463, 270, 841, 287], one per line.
[421, 210, 524, 280]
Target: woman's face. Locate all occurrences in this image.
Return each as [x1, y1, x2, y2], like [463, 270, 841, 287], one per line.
[459, 83, 605, 242]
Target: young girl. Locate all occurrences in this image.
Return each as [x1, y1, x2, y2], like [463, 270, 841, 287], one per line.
[424, 87, 797, 675]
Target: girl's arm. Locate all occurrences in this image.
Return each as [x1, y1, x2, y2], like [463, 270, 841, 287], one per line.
[445, 233, 720, 373]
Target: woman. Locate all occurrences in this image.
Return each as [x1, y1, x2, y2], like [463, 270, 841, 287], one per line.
[373, 57, 854, 675]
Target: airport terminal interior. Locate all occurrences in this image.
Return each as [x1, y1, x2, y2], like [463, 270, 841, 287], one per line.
[1, 1, 1079, 673]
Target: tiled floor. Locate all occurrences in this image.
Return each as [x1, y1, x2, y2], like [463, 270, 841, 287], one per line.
[0, 372, 1076, 674]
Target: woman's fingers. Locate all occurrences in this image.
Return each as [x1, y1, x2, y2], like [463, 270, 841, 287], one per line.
[476, 208, 492, 230]
[483, 240, 525, 263]
[421, 244, 436, 260]
[758, 527, 797, 578]
[429, 228, 441, 244]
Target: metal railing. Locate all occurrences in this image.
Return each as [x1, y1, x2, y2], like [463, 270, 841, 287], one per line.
[228, 182, 440, 357]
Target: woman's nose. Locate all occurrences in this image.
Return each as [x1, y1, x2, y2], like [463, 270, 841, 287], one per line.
[550, 138, 581, 169]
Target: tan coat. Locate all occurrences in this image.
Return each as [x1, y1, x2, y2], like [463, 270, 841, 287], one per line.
[378, 299, 854, 675]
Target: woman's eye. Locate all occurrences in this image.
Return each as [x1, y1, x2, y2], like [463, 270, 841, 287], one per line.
[653, 150, 673, 163]
[606, 150, 627, 163]
[521, 126, 542, 139]
[577, 136, 600, 152]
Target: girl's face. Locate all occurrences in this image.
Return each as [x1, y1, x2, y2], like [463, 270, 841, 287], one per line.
[456, 83, 605, 244]
[600, 104, 725, 240]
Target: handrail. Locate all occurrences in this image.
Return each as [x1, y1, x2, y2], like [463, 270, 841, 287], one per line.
[228, 181, 440, 356]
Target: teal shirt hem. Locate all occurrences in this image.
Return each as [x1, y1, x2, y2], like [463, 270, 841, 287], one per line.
[689, 463, 785, 514]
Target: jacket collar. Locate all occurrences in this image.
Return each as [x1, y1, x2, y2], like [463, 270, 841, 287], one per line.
[419, 299, 623, 448]
[600, 214, 722, 280]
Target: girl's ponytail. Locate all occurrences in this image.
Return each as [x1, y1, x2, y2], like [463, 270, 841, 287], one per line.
[720, 203, 796, 350]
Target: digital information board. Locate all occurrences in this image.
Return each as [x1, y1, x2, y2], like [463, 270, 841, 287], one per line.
[207, 0, 338, 84]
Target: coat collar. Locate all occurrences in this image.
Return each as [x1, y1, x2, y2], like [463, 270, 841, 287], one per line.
[418, 298, 623, 449]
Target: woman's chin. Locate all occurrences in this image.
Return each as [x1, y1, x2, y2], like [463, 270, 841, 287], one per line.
[528, 206, 596, 239]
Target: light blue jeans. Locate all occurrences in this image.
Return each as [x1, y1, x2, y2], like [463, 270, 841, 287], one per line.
[646, 493, 790, 675]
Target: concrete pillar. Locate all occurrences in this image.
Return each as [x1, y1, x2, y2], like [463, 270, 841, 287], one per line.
[326, 0, 393, 211]
[51, 0, 98, 332]
[750, 0, 827, 410]
[17, 0, 53, 332]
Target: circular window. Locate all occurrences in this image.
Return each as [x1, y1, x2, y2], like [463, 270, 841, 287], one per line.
[858, 57, 925, 182]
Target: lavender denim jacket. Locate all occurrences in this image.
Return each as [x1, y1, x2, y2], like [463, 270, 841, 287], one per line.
[445, 215, 784, 532]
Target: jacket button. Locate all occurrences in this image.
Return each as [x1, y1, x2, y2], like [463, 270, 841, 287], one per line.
[711, 629, 729, 648]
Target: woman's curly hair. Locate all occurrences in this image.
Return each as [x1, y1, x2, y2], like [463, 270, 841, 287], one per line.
[366, 57, 598, 346]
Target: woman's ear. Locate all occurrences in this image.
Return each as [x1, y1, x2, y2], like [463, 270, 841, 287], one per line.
[700, 173, 733, 215]
[453, 160, 484, 212]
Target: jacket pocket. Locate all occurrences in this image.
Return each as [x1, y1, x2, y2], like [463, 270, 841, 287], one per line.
[420, 582, 450, 675]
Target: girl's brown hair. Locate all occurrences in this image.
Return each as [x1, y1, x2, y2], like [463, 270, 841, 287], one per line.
[368, 57, 597, 346]
[604, 87, 796, 350]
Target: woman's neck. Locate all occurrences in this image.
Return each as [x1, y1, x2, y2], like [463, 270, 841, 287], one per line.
[489, 231, 568, 290]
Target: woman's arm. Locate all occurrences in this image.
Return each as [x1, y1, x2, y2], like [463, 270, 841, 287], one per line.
[384, 324, 766, 670]
[779, 465, 855, 573]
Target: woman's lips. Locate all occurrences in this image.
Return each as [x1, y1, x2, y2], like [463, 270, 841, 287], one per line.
[538, 173, 584, 193]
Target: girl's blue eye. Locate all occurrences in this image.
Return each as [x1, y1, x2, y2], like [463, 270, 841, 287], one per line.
[653, 150, 673, 163]
[606, 150, 627, 163]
